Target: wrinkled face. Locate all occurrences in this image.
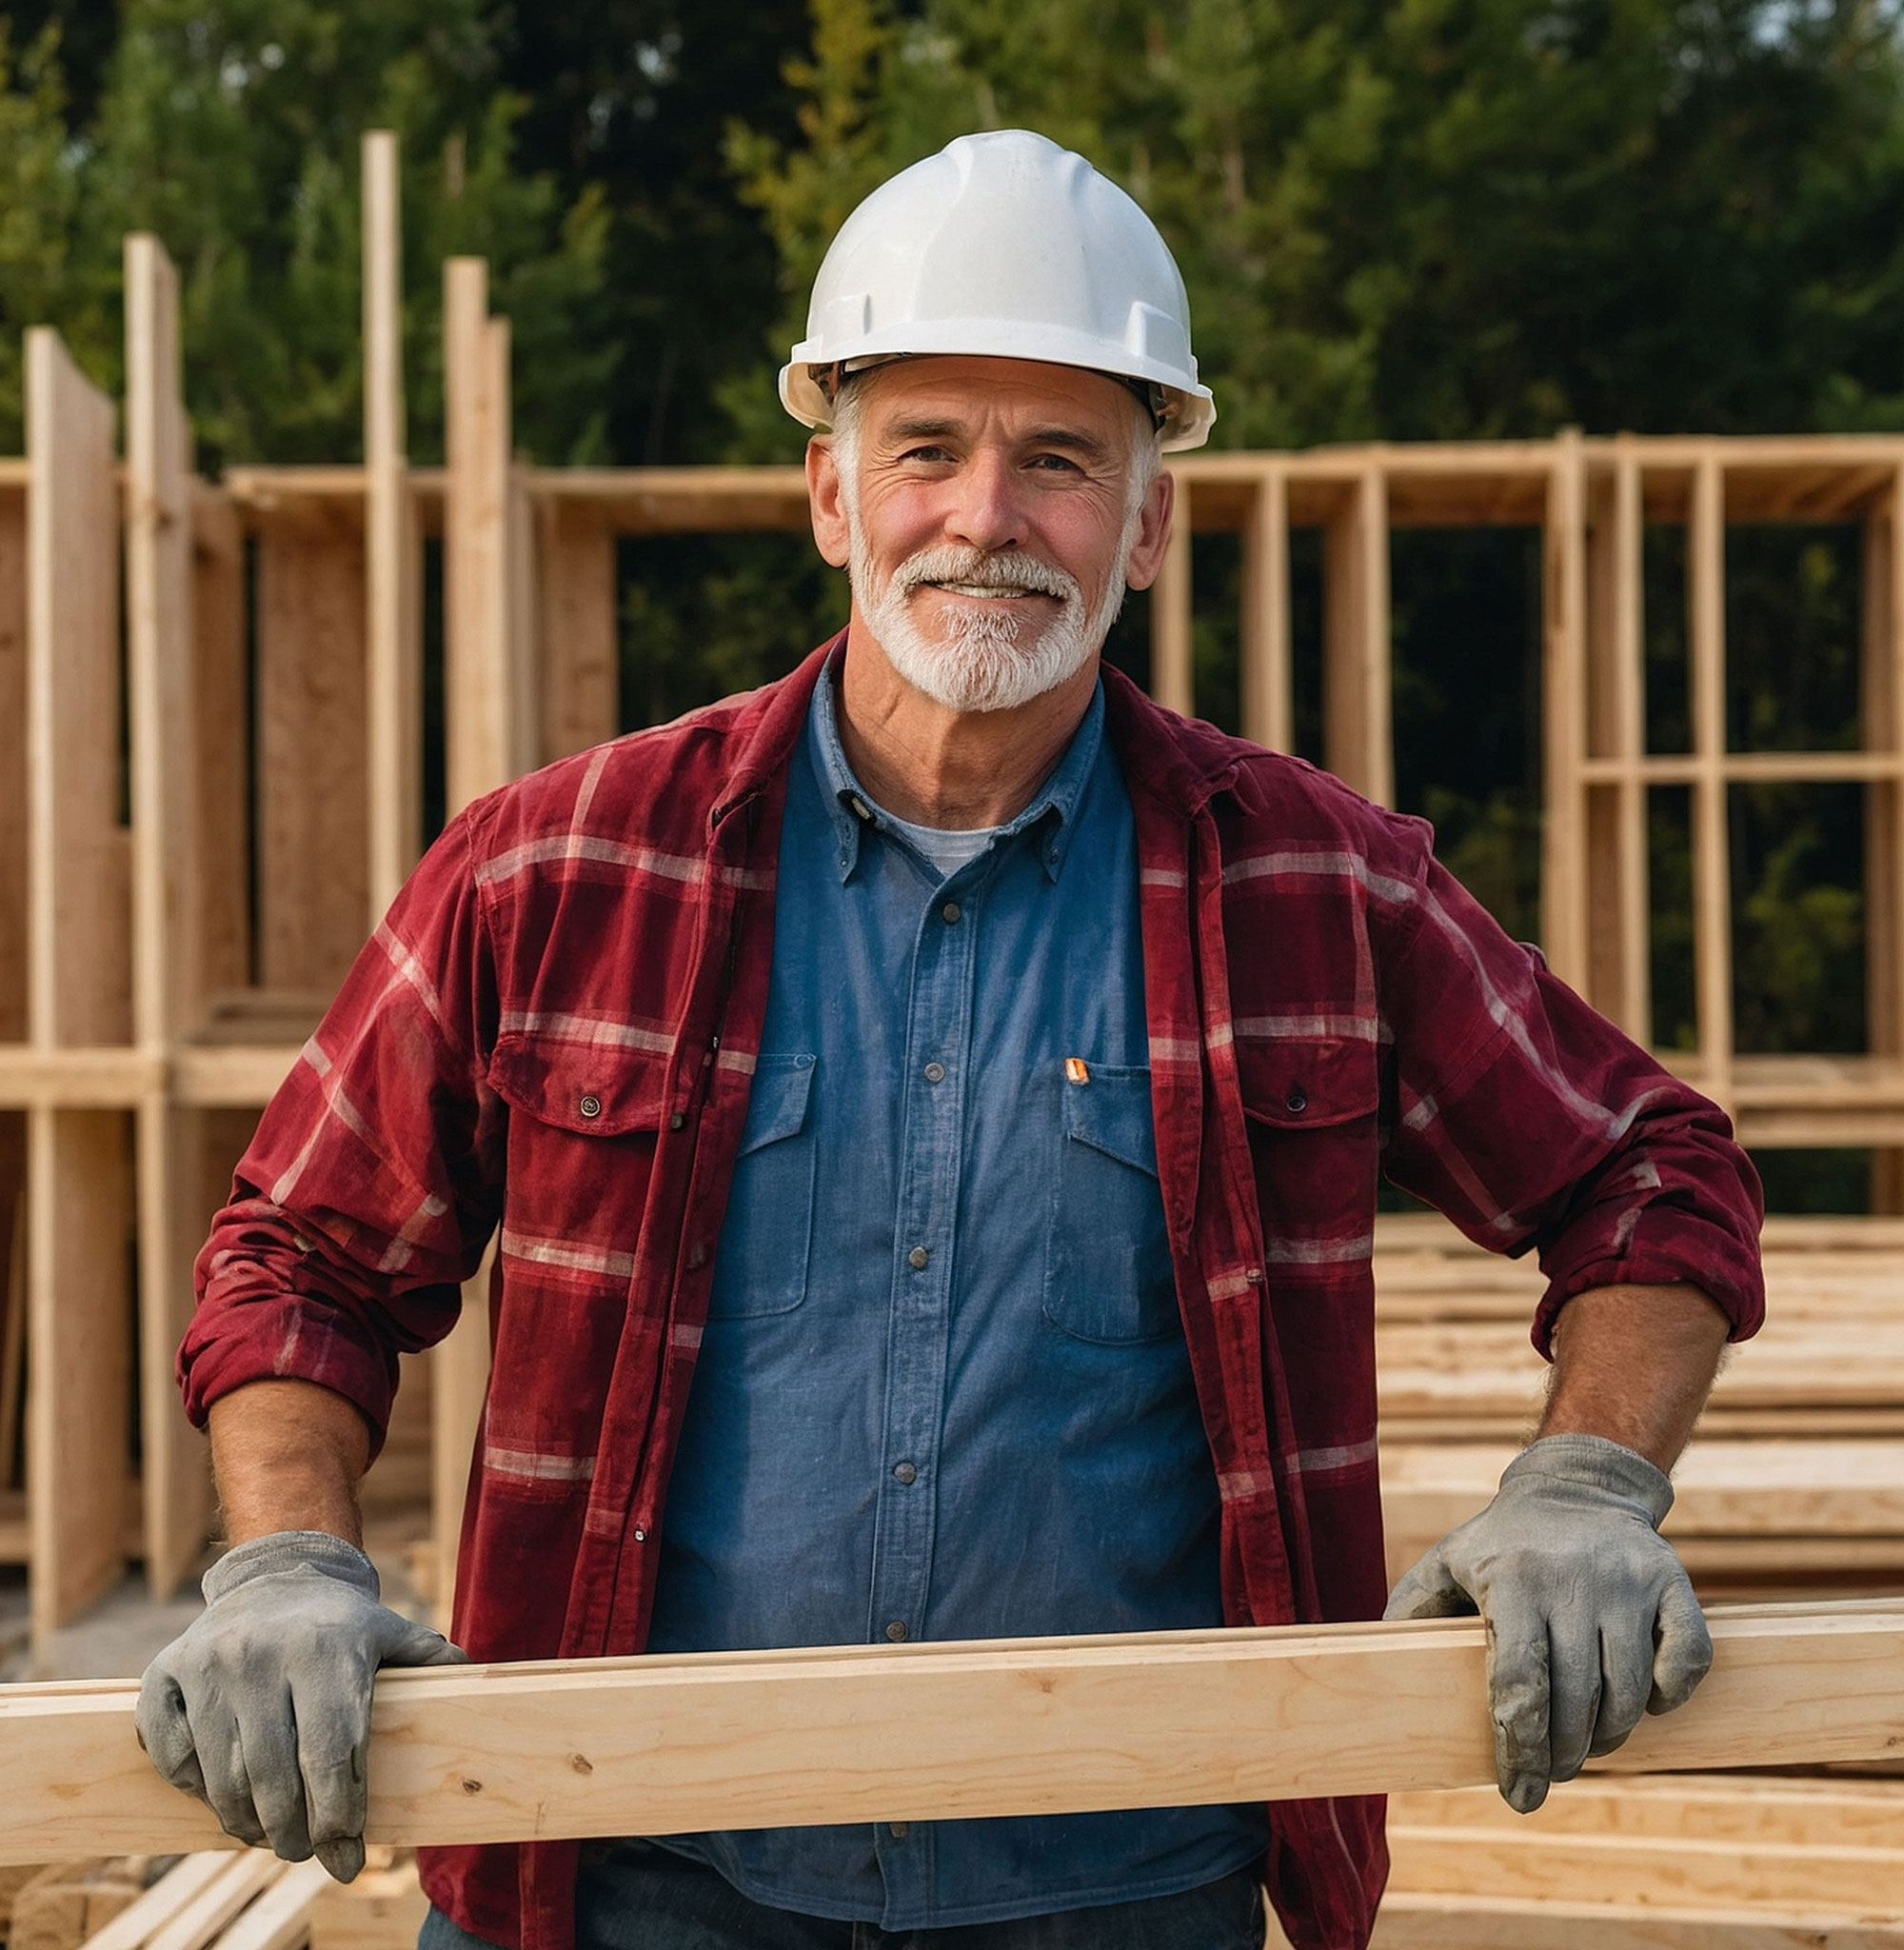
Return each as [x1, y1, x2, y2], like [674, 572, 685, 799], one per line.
[810, 356, 1171, 715]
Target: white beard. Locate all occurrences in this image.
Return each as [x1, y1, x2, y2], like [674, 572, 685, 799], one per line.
[848, 520, 1139, 715]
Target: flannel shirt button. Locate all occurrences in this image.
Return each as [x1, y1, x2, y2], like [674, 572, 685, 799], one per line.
[669, 1112, 686, 1130]
[884, 1620, 908, 1642]
[1284, 1090, 1307, 1113]
[893, 1460, 917, 1484]
[907, 1245, 929, 1270]
[579, 1095, 602, 1120]
[632, 1526, 648, 1542]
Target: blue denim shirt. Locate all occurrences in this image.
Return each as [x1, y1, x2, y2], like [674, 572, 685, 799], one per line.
[643, 663, 1266, 1927]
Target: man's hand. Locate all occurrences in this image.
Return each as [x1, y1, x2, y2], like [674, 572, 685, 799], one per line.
[137, 1531, 464, 1880]
[1384, 1433, 1709, 1812]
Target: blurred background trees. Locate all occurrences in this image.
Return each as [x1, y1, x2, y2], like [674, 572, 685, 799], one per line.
[3, 0, 1900, 1203]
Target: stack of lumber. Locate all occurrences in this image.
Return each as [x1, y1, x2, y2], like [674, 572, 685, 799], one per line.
[0, 1853, 422, 1950]
[1265, 1774, 1904, 1948]
[1376, 1212, 1904, 1596]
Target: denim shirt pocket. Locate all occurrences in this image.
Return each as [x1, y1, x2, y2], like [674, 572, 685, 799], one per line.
[1041, 1063, 1180, 1345]
[708, 1052, 820, 1320]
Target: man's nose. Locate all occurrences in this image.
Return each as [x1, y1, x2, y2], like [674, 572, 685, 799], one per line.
[942, 449, 1023, 553]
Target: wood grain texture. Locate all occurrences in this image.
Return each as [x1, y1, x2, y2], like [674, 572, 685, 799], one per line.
[1323, 468, 1392, 806]
[254, 519, 369, 994]
[535, 499, 617, 763]
[1239, 466, 1290, 753]
[3, 1602, 1904, 1864]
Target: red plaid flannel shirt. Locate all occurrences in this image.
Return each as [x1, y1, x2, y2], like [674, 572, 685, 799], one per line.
[183, 640, 1764, 1950]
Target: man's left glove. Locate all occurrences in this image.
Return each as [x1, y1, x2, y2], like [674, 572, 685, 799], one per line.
[137, 1530, 466, 1880]
[1383, 1433, 1711, 1813]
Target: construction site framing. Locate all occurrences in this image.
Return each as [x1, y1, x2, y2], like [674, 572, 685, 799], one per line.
[1, 133, 1901, 1660]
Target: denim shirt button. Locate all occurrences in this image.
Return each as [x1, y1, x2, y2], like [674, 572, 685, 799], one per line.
[884, 1620, 909, 1642]
[893, 1460, 918, 1484]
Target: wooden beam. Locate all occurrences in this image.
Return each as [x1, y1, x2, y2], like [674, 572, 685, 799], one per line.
[1150, 474, 1193, 716]
[440, 262, 533, 1625]
[1323, 468, 1392, 805]
[1864, 468, 1904, 1212]
[0, 488, 25, 1046]
[25, 328, 135, 1650]
[192, 488, 249, 1000]
[1539, 429, 1590, 989]
[363, 130, 422, 921]
[1688, 452, 1734, 1115]
[125, 234, 213, 1602]
[2, 1602, 1904, 1864]
[1240, 465, 1292, 751]
[536, 500, 618, 763]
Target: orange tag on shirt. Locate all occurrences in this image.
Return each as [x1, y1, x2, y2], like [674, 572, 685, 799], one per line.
[1064, 1057, 1090, 1084]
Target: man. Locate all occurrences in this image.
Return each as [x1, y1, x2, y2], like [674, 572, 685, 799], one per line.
[139, 130, 1763, 1950]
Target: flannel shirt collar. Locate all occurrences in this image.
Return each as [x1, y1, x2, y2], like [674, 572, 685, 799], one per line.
[808, 649, 1105, 885]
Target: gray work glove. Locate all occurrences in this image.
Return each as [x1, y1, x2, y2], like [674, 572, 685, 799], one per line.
[136, 1530, 465, 1880]
[1383, 1433, 1711, 1814]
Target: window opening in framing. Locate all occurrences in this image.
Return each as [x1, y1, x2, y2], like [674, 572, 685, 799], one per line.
[1726, 525, 1861, 754]
[1729, 781, 1866, 1057]
[1644, 522, 1691, 755]
[1390, 527, 1543, 943]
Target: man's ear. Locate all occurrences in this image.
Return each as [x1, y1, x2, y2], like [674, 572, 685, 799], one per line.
[807, 436, 852, 568]
[1121, 468, 1177, 591]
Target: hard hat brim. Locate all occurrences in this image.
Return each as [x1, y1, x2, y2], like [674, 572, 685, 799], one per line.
[779, 347, 1215, 453]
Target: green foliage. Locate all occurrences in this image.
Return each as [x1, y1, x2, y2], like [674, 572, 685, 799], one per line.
[0, 0, 614, 468]
[0, 21, 105, 450]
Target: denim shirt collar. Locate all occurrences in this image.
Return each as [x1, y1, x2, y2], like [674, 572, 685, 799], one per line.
[811, 652, 1107, 886]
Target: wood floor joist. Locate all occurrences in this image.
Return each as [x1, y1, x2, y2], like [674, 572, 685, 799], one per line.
[4, 1602, 1904, 1865]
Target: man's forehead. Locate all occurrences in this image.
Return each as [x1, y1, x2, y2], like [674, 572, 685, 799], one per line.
[854, 356, 1135, 439]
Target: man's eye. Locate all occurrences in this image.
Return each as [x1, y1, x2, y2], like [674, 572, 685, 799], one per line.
[1028, 453, 1083, 474]
[899, 445, 955, 464]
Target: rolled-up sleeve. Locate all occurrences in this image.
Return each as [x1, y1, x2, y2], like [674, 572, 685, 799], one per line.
[1375, 840, 1764, 1358]
[180, 808, 506, 1450]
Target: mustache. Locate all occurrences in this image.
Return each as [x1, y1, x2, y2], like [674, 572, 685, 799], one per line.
[889, 546, 1080, 604]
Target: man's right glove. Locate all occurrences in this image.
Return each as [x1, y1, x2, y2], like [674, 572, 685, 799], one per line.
[136, 1530, 465, 1880]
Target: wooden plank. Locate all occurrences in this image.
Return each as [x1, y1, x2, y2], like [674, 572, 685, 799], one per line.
[27, 328, 129, 1048]
[1239, 464, 1291, 751]
[430, 1244, 491, 1634]
[363, 129, 422, 922]
[3, 1602, 1904, 1863]
[1539, 430, 1590, 989]
[535, 500, 618, 763]
[76, 1857, 230, 1950]
[143, 1854, 284, 1950]
[307, 1859, 423, 1950]
[27, 1110, 132, 1643]
[1370, 1892, 1904, 1949]
[253, 522, 369, 994]
[1392, 1772, 1904, 1849]
[0, 1049, 168, 1107]
[1323, 468, 1392, 805]
[439, 262, 532, 1626]
[125, 235, 213, 1602]
[444, 258, 536, 809]
[1689, 451, 1734, 1113]
[192, 487, 249, 999]
[1150, 473, 1193, 716]
[1864, 468, 1904, 1212]
[26, 328, 135, 1649]
[0, 487, 28, 1045]
[1386, 1822, 1904, 1914]
[214, 1859, 329, 1950]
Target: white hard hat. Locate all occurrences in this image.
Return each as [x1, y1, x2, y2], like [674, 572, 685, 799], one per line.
[780, 129, 1215, 452]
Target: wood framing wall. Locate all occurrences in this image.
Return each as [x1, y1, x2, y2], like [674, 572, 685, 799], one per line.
[1, 131, 1902, 1654]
